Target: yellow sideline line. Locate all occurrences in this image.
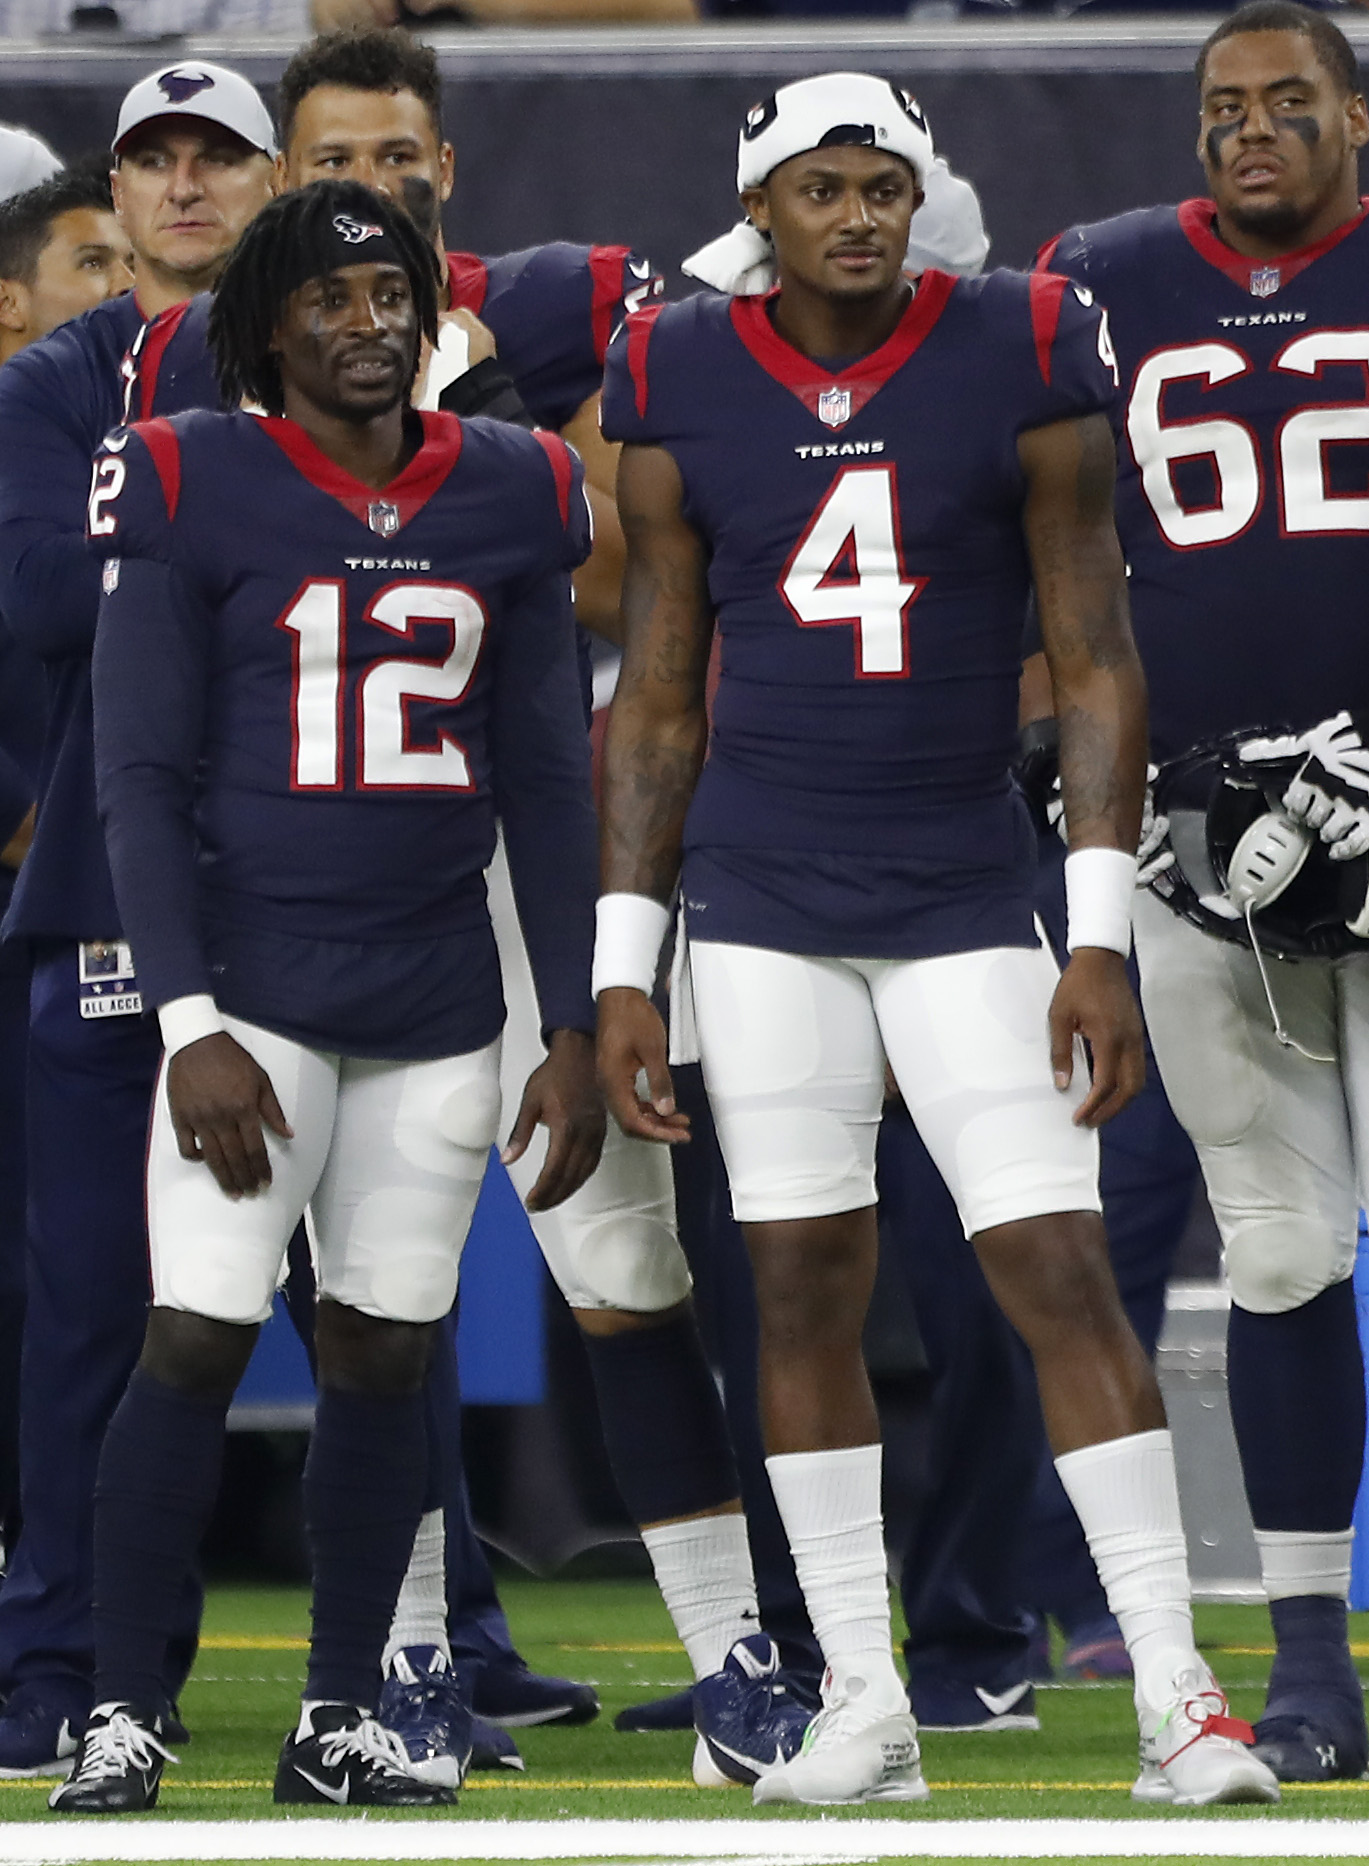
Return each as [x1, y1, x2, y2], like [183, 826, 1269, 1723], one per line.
[199, 1636, 309, 1650]
[1209, 1642, 1369, 1657]
[554, 1642, 684, 1653]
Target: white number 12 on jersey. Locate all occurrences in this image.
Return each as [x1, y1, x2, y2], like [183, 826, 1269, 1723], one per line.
[278, 579, 487, 791]
[780, 466, 925, 677]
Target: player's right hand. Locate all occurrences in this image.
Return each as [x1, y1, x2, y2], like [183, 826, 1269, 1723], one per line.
[167, 1032, 294, 1199]
[596, 987, 691, 1145]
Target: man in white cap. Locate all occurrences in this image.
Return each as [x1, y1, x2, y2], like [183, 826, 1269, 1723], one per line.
[0, 60, 274, 1779]
[109, 61, 276, 314]
[596, 70, 1279, 1808]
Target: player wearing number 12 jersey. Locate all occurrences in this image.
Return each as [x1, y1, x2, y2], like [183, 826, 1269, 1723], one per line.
[52, 181, 599, 1816]
[596, 71, 1276, 1809]
[1039, 0, 1369, 1784]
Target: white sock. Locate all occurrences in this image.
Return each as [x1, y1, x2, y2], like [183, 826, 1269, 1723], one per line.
[382, 1508, 451, 1673]
[765, 1443, 903, 1702]
[1255, 1528, 1354, 1601]
[1054, 1429, 1197, 1711]
[640, 1510, 760, 1679]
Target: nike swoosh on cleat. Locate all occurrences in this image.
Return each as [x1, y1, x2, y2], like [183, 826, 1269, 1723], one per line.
[294, 1766, 348, 1804]
[974, 1681, 1033, 1718]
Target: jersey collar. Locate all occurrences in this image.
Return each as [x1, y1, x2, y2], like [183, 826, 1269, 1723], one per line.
[1177, 196, 1368, 296]
[254, 409, 463, 534]
[728, 271, 957, 430]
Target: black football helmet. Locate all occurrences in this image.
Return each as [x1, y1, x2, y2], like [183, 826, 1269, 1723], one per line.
[1150, 732, 1369, 962]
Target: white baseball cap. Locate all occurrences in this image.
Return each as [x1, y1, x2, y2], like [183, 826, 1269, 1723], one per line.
[737, 72, 934, 192]
[113, 62, 277, 159]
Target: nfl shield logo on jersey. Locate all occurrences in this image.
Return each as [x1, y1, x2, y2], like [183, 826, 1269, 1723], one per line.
[818, 387, 851, 429]
[368, 501, 400, 538]
[1250, 266, 1281, 298]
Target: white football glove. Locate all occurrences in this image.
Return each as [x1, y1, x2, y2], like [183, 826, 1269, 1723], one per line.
[1285, 713, 1369, 861]
[1051, 764, 1170, 885]
[1136, 770, 1173, 886]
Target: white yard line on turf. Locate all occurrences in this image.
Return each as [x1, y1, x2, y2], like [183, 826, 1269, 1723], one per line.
[0, 1821, 1367, 1862]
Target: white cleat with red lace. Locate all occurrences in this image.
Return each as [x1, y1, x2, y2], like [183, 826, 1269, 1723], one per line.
[1132, 1666, 1281, 1806]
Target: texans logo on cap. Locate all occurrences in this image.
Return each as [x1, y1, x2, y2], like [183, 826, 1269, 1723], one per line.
[891, 85, 927, 133]
[742, 94, 779, 142]
[333, 214, 383, 245]
[158, 68, 216, 105]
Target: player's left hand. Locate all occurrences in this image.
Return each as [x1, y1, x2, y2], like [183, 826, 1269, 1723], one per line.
[503, 1027, 606, 1212]
[1048, 948, 1145, 1128]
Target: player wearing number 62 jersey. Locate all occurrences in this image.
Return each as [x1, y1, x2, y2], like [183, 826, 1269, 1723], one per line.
[596, 70, 1276, 1810]
[1039, 1, 1369, 1785]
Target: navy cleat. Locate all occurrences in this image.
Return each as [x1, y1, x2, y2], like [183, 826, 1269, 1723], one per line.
[1253, 1607, 1369, 1783]
[469, 1712, 525, 1771]
[48, 1704, 175, 1813]
[692, 1634, 812, 1787]
[473, 1658, 599, 1728]
[377, 1645, 473, 1789]
[911, 1673, 1040, 1733]
[1253, 1709, 1368, 1782]
[1061, 1614, 1132, 1682]
[615, 1685, 695, 1733]
[274, 1703, 454, 1806]
[0, 1686, 82, 1778]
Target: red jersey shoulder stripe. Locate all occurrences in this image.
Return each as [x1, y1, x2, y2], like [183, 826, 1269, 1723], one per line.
[533, 429, 574, 527]
[626, 303, 666, 419]
[446, 251, 490, 316]
[586, 244, 632, 365]
[1028, 270, 1069, 388]
[129, 416, 182, 522]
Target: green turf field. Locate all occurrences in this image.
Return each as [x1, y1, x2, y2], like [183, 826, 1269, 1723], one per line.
[2, 1582, 1368, 1862]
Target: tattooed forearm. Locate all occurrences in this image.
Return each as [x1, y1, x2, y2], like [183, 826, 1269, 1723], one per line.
[601, 441, 715, 901]
[601, 727, 709, 901]
[1019, 411, 1148, 852]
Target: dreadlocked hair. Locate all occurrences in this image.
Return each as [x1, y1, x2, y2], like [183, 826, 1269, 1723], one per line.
[208, 179, 440, 417]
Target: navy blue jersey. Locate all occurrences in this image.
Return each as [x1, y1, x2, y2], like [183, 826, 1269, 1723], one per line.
[1042, 199, 1369, 761]
[89, 408, 596, 1060]
[448, 242, 661, 432]
[601, 273, 1117, 958]
[0, 292, 220, 944]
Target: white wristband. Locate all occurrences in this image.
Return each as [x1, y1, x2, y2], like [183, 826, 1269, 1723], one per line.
[1064, 847, 1137, 958]
[158, 992, 226, 1058]
[592, 892, 671, 999]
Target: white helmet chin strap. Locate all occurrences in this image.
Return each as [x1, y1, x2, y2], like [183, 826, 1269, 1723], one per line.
[1226, 812, 1335, 1064]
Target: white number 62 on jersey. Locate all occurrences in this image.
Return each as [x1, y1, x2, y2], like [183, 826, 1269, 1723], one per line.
[1127, 332, 1369, 548]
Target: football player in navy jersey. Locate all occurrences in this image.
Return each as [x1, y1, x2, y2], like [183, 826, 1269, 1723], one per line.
[0, 63, 276, 1778]
[597, 72, 1279, 1808]
[1037, 0, 1369, 1784]
[275, 28, 773, 1773]
[53, 180, 600, 1815]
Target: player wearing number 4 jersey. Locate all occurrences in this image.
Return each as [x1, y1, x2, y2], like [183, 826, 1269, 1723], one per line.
[52, 181, 600, 1816]
[1038, 0, 1369, 1785]
[595, 71, 1277, 1809]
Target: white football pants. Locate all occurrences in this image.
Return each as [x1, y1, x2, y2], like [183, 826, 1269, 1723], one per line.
[487, 836, 691, 1313]
[1134, 889, 1369, 1313]
[148, 1017, 502, 1327]
[688, 938, 1101, 1234]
